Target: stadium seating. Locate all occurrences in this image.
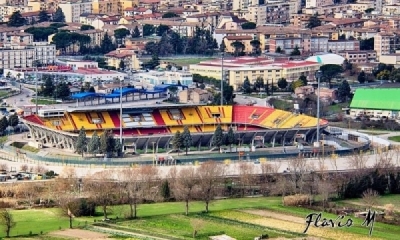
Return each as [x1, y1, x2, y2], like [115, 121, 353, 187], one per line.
[169, 126, 184, 133]
[70, 112, 99, 130]
[152, 110, 166, 126]
[24, 115, 44, 125]
[181, 108, 202, 125]
[122, 113, 156, 128]
[197, 106, 232, 124]
[139, 127, 168, 135]
[261, 110, 288, 128]
[159, 109, 180, 125]
[109, 112, 121, 128]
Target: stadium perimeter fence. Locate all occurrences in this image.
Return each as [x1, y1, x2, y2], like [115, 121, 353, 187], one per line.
[0, 143, 373, 168]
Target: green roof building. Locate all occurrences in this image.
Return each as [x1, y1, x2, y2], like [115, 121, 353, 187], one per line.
[350, 88, 400, 118]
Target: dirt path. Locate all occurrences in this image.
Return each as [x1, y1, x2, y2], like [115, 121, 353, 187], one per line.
[50, 229, 112, 239]
[241, 209, 305, 224]
[342, 201, 400, 212]
[92, 225, 170, 240]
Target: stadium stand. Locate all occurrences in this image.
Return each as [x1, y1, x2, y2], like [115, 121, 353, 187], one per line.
[159, 109, 179, 125]
[152, 110, 166, 126]
[24, 115, 44, 125]
[109, 112, 121, 128]
[181, 108, 202, 125]
[99, 112, 115, 128]
[197, 106, 232, 124]
[70, 112, 99, 129]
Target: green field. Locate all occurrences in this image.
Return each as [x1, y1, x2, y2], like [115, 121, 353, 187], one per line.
[388, 136, 400, 142]
[30, 99, 58, 105]
[161, 58, 214, 66]
[4, 196, 400, 239]
[0, 90, 9, 98]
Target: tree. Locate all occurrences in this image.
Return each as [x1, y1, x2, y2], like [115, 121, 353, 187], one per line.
[100, 130, 116, 157]
[231, 41, 244, 56]
[160, 180, 171, 201]
[38, 10, 50, 23]
[87, 131, 100, 156]
[291, 79, 306, 91]
[197, 161, 224, 212]
[156, 24, 170, 36]
[42, 75, 55, 97]
[250, 39, 261, 56]
[337, 80, 351, 102]
[220, 41, 226, 52]
[254, 76, 264, 92]
[132, 26, 141, 38]
[100, 33, 115, 54]
[319, 64, 343, 88]
[162, 12, 178, 18]
[7, 11, 26, 27]
[80, 24, 94, 30]
[225, 127, 235, 152]
[358, 71, 367, 83]
[360, 38, 374, 50]
[190, 219, 205, 238]
[114, 28, 131, 44]
[55, 82, 71, 99]
[361, 188, 380, 209]
[277, 78, 288, 89]
[174, 167, 197, 215]
[181, 126, 192, 155]
[306, 14, 321, 29]
[119, 60, 125, 70]
[75, 127, 87, 157]
[8, 114, 19, 128]
[53, 7, 66, 22]
[143, 24, 155, 36]
[0, 209, 16, 237]
[290, 45, 301, 56]
[241, 22, 257, 29]
[87, 171, 115, 219]
[143, 54, 160, 70]
[172, 131, 183, 152]
[0, 117, 8, 134]
[276, 46, 283, 53]
[242, 77, 252, 94]
[212, 125, 224, 152]
[121, 168, 141, 218]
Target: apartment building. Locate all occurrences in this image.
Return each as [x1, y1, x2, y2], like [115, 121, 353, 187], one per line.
[382, 4, 400, 15]
[303, 36, 329, 53]
[0, 44, 34, 69]
[224, 35, 254, 53]
[305, 0, 333, 9]
[247, 1, 291, 26]
[138, 70, 193, 86]
[0, 5, 33, 22]
[338, 50, 376, 64]
[105, 48, 142, 70]
[232, 0, 258, 11]
[59, 1, 92, 23]
[303, 4, 351, 15]
[328, 40, 360, 53]
[92, 0, 138, 15]
[374, 32, 398, 59]
[189, 57, 321, 90]
[137, 19, 203, 37]
[269, 38, 302, 53]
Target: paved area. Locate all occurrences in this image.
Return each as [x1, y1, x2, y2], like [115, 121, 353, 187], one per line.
[50, 229, 112, 239]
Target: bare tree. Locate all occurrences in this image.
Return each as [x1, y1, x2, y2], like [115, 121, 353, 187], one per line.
[0, 163, 7, 171]
[317, 178, 335, 208]
[288, 156, 308, 194]
[86, 171, 116, 219]
[174, 167, 197, 215]
[20, 164, 28, 172]
[260, 161, 281, 195]
[348, 151, 367, 171]
[190, 218, 205, 238]
[197, 161, 224, 213]
[361, 188, 380, 209]
[238, 162, 255, 196]
[138, 165, 160, 202]
[120, 168, 142, 219]
[0, 209, 16, 237]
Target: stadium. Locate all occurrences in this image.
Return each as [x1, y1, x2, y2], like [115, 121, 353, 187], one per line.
[21, 99, 328, 152]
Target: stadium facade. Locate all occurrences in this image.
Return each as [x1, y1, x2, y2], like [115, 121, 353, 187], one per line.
[22, 104, 328, 152]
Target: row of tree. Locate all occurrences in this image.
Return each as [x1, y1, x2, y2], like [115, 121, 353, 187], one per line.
[145, 25, 218, 56]
[7, 8, 65, 27]
[75, 128, 122, 158]
[38, 75, 71, 99]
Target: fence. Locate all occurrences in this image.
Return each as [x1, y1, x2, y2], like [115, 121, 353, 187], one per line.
[0, 140, 372, 168]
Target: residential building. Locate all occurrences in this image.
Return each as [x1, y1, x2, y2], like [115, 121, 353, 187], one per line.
[65, 60, 98, 69]
[374, 32, 398, 59]
[378, 53, 400, 65]
[232, 0, 258, 11]
[305, 0, 333, 9]
[0, 5, 34, 22]
[247, 1, 291, 26]
[123, 7, 152, 16]
[3, 32, 33, 45]
[338, 50, 377, 64]
[137, 70, 193, 86]
[31, 42, 56, 65]
[0, 44, 35, 69]
[137, 20, 203, 37]
[105, 48, 142, 70]
[59, 1, 92, 23]
[327, 40, 360, 53]
[179, 88, 211, 104]
[269, 38, 302, 53]
[189, 57, 321, 90]
[224, 35, 254, 54]
[303, 36, 329, 53]
[92, 0, 119, 14]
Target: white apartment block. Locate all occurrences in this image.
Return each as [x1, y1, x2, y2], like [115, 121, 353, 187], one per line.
[59, 1, 92, 23]
[0, 5, 33, 22]
[247, 1, 290, 25]
[0, 42, 56, 69]
[305, 0, 333, 9]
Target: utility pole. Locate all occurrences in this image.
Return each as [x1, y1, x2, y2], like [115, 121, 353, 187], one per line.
[221, 52, 224, 106]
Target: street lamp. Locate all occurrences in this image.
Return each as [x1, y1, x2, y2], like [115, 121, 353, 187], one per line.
[220, 51, 224, 106]
[119, 78, 124, 146]
[315, 70, 322, 147]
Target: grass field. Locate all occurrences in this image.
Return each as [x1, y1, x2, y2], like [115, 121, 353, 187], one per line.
[161, 58, 214, 66]
[4, 196, 400, 239]
[339, 194, 400, 209]
[388, 136, 400, 142]
[0, 90, 9, 98]
[30, 99, 58, 105]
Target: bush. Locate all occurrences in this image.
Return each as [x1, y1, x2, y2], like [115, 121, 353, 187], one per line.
[66, 198, 96, 217]
[283, 194, 311, 206]
[384, 203, 395, 216]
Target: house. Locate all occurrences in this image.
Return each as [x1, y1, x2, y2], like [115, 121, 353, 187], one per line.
[178, 88, 210, 104]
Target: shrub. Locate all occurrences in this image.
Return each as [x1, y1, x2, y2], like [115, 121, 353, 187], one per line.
[283, 194, 311, 206]
[384, 203, 395, 216]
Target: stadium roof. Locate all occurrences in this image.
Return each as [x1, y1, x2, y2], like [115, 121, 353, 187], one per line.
[71, 88, 165, 99]
[306, 54, 345, 65]
[350, 88, 400, 110]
